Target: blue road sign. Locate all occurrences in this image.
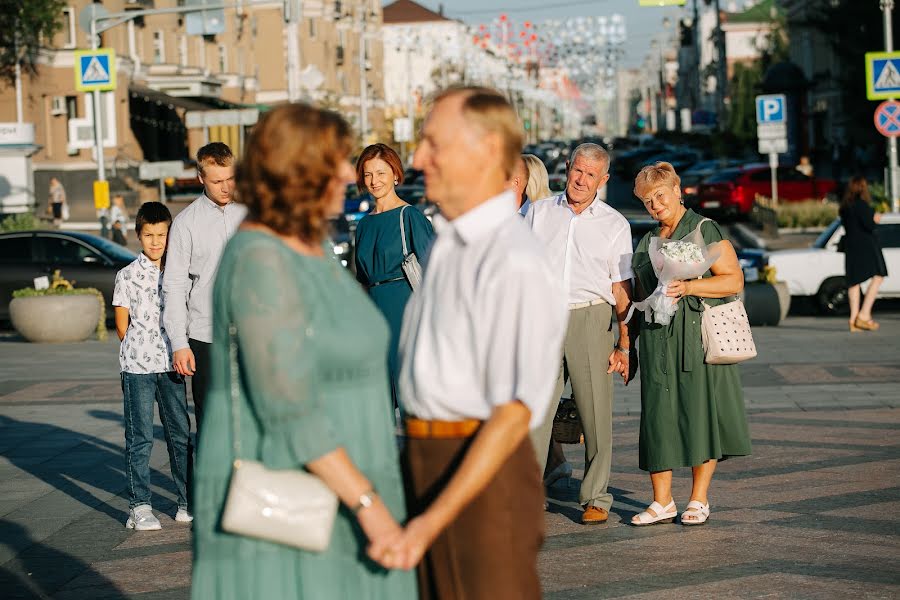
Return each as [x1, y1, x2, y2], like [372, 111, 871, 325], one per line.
[74, 49, 116, 92]
[755, 94, 786, 124]
[866, 52, 900, 100]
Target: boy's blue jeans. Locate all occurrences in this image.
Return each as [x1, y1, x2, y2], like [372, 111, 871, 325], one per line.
[121, 371, 192, 510]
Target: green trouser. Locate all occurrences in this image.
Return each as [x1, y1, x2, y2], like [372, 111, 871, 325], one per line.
[530, 302, 615, 511]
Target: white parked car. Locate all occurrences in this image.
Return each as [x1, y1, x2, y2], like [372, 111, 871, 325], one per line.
[767, 213, 900, 314]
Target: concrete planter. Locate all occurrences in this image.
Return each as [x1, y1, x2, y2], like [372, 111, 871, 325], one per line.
[10, 294, 100, 343]
[740, 283, 782, 326]
[772, 281, 791, 323]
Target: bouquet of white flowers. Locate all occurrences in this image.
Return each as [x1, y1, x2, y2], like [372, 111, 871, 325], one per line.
[632, 222, 722, 325]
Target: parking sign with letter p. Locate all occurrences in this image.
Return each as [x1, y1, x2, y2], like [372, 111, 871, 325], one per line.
[755, 94, 786, 124]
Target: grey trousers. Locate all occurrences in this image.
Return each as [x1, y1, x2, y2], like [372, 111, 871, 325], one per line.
[530, 301, 615, 510]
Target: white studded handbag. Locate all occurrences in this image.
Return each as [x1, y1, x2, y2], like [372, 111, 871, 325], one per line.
[700, 299, 757, 365]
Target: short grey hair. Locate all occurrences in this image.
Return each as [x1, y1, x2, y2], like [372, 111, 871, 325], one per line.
[570, 143, 610, 176]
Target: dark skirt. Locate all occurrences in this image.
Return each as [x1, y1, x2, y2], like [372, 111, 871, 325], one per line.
[845, 238, 888, 286]
[51, 203, 63, 219]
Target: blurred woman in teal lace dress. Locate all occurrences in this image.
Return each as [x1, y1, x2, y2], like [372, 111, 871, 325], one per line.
[354, 144, 434, 415]
[191, 105, 416, 600]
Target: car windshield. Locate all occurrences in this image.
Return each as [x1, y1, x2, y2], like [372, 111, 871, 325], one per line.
[814, 218, 842, 248]
[68, 232, 137, 262]
[705, 169, 741, 183]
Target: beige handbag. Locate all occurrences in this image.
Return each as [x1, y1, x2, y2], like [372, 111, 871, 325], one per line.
[700, 299, 757, 365]
[220, 324, 338, 552]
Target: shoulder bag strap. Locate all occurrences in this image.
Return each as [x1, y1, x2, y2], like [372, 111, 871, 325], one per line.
[228, 323, 242, 464]
[399, 206, 409, 257]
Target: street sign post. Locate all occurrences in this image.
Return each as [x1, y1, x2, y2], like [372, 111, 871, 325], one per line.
[874, 100, 900, 137]
[866, 51, 900, 100]
[139, 161, 184, 203]
[756, 94, 787, 204]
[74, 49, 116, 92]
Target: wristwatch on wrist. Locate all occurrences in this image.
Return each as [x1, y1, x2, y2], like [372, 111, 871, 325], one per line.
[351, 488, 378, 515]
[615, 344, 630, 354]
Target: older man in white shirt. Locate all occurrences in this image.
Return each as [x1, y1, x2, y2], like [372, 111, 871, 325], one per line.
[371, 87, 566, 598]
[524, 142, 635, 525]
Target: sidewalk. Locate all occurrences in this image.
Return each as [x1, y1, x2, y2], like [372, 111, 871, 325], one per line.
[0, 311, 898, 598]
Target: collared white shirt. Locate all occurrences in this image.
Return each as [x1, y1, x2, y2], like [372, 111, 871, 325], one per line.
[523, 191, 633, 305]
[162, 194, 246, 349]
[113, 253, 173, 374]
[398, 191, 568, 428]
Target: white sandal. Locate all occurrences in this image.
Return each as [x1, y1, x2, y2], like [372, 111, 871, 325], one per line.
[681, 500, 710, 526]
[631, 499, 677, 526]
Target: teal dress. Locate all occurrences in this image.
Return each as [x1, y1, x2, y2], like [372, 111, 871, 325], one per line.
[354, 206, 434, 410]
[632, 210, 751, 472]
[191, 231, 416, 600]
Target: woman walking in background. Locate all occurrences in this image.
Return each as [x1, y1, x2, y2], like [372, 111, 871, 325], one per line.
[191, 106, 416, 600]
[630, 162, 751, 527]
[354, 144, 434, 419]
[840, 176, 888, 332]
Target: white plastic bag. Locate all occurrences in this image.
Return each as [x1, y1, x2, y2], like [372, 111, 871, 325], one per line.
[632, 221, 721, 325]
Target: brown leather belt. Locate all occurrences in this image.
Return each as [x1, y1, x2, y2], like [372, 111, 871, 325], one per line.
[405, 417, 482, 439]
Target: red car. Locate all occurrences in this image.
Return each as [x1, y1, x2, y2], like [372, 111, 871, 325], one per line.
[696, 164, 838, 218]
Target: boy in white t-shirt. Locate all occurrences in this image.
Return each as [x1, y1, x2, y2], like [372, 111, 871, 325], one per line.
[113, 202, 192, 531]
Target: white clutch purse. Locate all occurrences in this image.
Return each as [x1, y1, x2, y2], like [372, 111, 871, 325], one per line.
[219, 324, 338, 552]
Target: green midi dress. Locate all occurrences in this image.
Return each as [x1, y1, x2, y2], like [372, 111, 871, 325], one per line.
[191, 231, 417, 600]
[632, 210, 751, 472]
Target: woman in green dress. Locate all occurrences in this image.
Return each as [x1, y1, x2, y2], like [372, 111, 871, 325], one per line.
[629, 162, 751, 527]
[191, 105, 417, 599]
[353, 144, 434, 416]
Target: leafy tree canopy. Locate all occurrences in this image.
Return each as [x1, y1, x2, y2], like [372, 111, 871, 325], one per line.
[0, 0, 66, 85]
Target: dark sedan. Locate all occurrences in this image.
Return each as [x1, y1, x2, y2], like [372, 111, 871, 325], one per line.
[0, 231, 137, 321]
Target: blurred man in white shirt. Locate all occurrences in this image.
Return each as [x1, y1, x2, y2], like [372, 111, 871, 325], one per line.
[372, 87, 566, 598]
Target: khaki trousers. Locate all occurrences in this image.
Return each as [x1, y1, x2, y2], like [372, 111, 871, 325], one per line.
[530, 301, 615, 510]
[404, 435, 544, 600]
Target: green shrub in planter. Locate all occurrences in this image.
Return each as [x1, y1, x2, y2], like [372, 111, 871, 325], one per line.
[769, 200, 838, 229]
[0, 212, 40, 232]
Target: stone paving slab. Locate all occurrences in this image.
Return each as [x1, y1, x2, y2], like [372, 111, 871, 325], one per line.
[0, 310, 898, 598]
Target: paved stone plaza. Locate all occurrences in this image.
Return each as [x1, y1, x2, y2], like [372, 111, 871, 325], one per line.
[0, 312, 898, 599]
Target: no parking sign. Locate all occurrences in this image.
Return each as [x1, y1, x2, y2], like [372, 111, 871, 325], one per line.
[874, 100, 900, 138]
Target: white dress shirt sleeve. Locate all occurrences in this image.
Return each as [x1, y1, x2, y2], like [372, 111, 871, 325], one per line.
[608, 222, 635, 283]
[162, 217, 192, 351]
[481, 260, 568, 428]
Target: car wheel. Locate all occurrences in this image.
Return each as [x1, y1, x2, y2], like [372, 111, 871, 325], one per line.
[816, 276, 849, 315]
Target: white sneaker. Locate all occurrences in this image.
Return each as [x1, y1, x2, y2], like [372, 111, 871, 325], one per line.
[126, 504, 161, 531]
[543, 461, 573, 487]
[175, 508, 194, 523]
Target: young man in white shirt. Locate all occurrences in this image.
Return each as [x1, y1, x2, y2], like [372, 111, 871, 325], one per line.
[163, 143, 246, 432]
[523, 143, 636, 524]
[371, 87, 567, 598]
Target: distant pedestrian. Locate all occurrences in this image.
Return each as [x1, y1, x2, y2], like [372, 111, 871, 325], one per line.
[375, 87, 567, 598]
[524, 142, 636, 525]
[191, 104, 415, 600]
[523, 153, 553, 203]
[112, 201, 192, 531]
[841, 176, 888, 332]
[163, 142, 246, 432]
[110, 196, 128, 246]
[630, 162, 751, 527]
[353, 143, 434, 420]
[796, 155, 813, 178]
[48, 177, 67, 228]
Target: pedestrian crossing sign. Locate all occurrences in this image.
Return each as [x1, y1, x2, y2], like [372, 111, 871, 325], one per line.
[866, 51, 900, 100]
[74, 49, 116, 92]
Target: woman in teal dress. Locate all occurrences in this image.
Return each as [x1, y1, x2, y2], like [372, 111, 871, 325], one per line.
[191, 105, 416, 600]
[629, 162, 751, 527]
[354, 144, 434, 415]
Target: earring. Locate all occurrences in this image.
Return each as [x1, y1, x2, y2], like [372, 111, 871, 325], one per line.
[394, 179, 399, 185]
[679, 198, 684, 205]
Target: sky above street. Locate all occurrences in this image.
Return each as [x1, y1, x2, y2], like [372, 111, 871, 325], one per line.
[394, 0, 690, 69]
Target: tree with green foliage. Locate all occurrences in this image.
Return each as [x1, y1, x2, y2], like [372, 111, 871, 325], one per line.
[0, 0, 66, 86]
